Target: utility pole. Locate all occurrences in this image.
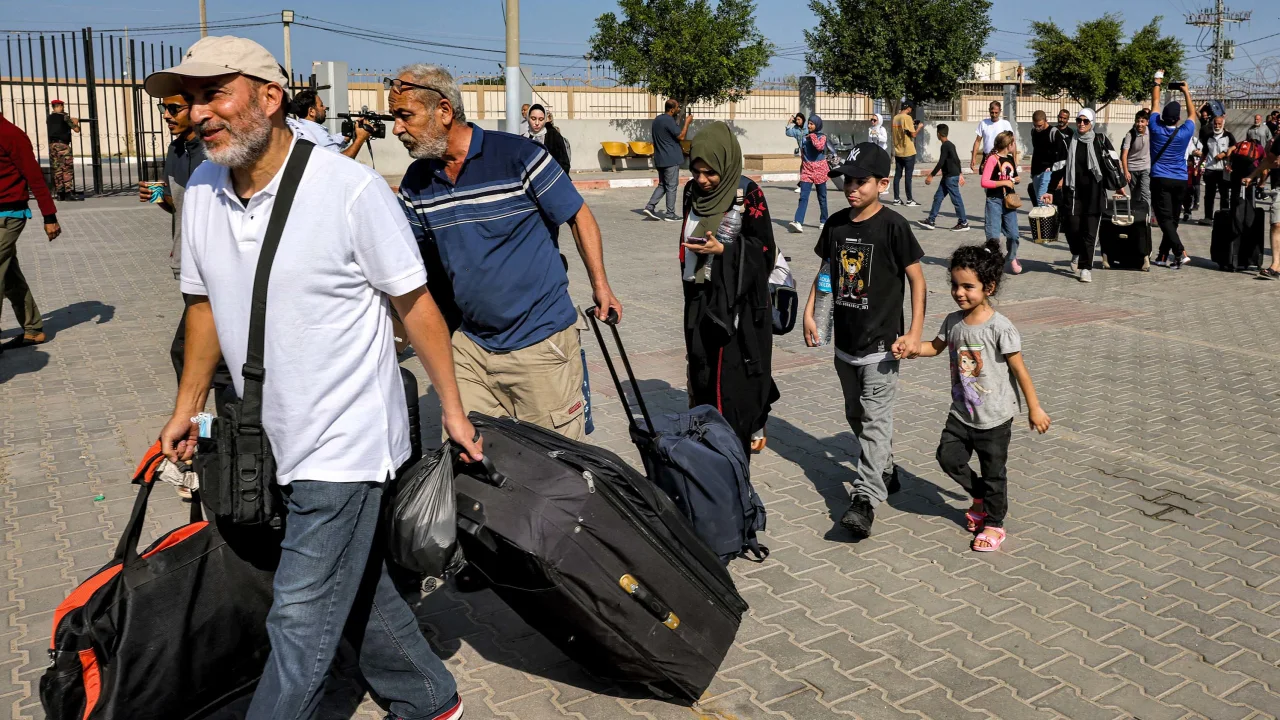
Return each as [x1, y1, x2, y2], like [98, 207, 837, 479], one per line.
[505, 0, 521, 134]
[199, 0, 208, 37]
[281, 10, 295, 81]
[1186, 0, 1251, 100]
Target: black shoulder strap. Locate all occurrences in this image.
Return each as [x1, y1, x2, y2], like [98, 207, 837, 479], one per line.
[1150, 126, 1180, 168]
[240, 140, 315, 429]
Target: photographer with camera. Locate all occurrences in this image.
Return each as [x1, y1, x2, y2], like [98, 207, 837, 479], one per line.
[287, 88, 371, 160]
[1148, 70, 1198, 268]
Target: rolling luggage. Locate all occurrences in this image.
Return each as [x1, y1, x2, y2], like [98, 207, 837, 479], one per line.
[1100, 197, 1152, 269]
[453, 413, 748, 702]
[1210, 195, 1266, 271]
[41, 444, 279, 720]
[587, 310, 769, 564]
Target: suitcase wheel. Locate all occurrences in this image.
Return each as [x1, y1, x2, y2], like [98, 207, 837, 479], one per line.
[619, 574, 680, 630]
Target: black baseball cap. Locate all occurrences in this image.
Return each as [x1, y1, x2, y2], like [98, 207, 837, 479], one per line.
[828, 142, 891, 180]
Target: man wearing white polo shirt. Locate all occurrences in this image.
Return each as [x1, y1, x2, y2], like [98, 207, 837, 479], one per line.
[151, 36, 475, 720]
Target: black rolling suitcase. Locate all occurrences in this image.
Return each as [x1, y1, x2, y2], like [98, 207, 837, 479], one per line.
[453, 413, 748, 702]
[1100, 197, 1152, 270]
[1210, 196, 1266, 271]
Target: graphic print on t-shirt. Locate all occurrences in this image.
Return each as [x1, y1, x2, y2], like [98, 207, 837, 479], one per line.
[950, 343, 990, 419]
[835, 241, 873, 310]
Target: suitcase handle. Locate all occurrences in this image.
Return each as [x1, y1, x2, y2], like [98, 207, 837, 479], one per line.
[619, 574, 679, 630]
[584, 307, 655, 437]
[460, 455, 506, 489]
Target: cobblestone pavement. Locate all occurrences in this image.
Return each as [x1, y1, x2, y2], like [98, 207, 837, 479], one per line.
[2, 182, 1279, 720]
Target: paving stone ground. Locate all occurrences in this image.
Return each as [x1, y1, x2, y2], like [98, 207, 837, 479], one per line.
[2, 181, 1279, 720]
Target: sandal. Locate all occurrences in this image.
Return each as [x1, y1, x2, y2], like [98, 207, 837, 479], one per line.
[965, 501, 986, 533]
[972, 527, 1006, 552]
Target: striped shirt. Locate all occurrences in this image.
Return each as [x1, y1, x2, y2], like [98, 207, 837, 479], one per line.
[398, 124, 584, 352]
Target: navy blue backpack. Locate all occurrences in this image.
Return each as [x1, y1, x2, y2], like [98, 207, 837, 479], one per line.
[588, 311, 768, 564]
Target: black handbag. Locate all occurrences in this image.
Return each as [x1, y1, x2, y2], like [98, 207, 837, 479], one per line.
[41, 443, 280, 719]
[194, 140, 314, 526]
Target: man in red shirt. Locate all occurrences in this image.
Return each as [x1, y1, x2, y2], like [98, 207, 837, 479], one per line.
[0, 112, 60, 350]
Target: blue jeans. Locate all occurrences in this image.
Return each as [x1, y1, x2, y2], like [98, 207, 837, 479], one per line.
[247, 481, 459, 720]
[1030, 171, 1052, 207]
[926, 176, 966, 224]
[795, 181, 828, 225]
[984, 196, 1020, 260]
[894, 156, 916, 201]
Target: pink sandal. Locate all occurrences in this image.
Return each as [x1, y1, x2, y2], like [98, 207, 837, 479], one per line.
[972, 527, 1006, 552]
[965, 502, 987, 533]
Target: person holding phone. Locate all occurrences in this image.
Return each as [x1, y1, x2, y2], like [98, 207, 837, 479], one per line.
[679, 121, 779, 454]
[1147, 69, 1198, 268]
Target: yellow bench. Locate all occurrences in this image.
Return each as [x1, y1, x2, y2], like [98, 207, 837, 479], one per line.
[601, 141, 630, 171]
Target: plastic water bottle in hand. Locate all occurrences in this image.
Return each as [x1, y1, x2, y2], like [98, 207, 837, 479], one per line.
[813, 260, 835, 346]
[697, 188, 744, 282]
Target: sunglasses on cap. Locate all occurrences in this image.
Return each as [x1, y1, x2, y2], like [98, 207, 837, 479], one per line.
[383, 76, 450, 98]
[157, 102, 188, 115]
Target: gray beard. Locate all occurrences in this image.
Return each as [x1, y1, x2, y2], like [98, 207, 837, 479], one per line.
[407, 133, 448, 160]
[201, 105, 273, 169]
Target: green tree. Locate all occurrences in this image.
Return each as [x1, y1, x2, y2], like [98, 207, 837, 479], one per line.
[1028, 15, 1184, 109]
[588, 0, 774, 111]
[804, 0, 992, 106]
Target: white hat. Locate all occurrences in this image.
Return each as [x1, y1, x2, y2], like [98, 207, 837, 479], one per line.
[144, 36, 288, 98]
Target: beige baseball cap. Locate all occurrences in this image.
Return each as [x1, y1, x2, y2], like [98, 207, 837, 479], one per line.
[144, 36, 288, 97]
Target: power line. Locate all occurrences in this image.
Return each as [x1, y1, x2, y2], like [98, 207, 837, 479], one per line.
[1185, 1, 1252, 98]
[295, 16, 582, 59]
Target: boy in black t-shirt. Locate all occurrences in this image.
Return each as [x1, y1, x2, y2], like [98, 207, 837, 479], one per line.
[803, 142, 927, 539]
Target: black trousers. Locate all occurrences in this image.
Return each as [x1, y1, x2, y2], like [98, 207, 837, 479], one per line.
[171, 306, 236, 410]
[1151, 177, 1187, 259]
[936, 415, 1012, 526]
[1064, 212, 1102, 270]
[1203, 169, 1240, 219]
[1182, 174, 1200, 214]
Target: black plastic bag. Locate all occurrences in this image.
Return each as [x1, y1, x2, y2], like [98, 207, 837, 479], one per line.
[388, 444, 463, 579]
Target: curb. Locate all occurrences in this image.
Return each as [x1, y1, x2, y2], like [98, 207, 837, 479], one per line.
[571, 167, 1036, 192]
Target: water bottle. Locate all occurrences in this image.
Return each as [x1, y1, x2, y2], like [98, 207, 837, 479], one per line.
[698, 188, 744, 282]
[813, 260, 835, 346]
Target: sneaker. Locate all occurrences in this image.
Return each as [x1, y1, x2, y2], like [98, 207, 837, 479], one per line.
[392, 695, 464, 720]
[951, 222, 971, 232]
[662, 212, 679, 222]
[1100, 254, 1109, 268]
[642, 207, 660, 220]
[787, 221, 804, 233]
[1079, 269, 1092, 283]
[890, 199, 904, 206]
[884, 465, 902, 495]
[840, 495, 875, 539]
[1010, 259, 1022, 275]
[1172, 259, 1183, 270]
[1154, 256, 1168, 267]
[918, 219, 937, 230]
[793, 186, 802, 193]
[1, 331, 46, 349]
[1142, 255, 1150, 271]
[1259, 268, 1280, 280]
[904, 200, 920, 207]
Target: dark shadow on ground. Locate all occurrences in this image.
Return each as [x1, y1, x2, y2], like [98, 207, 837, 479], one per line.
[1, 300, 115, 344]
[0, 347, 49, 383]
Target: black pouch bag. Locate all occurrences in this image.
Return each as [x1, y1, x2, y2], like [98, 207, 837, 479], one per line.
[194, 140, 314, 527]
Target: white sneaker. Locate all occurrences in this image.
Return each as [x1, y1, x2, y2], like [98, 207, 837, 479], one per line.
[904, 200, 920, 207]
[642, 208, 660, 220]
[787, 221, 804, 233]
[1079, 269, 1092, 283]
[793, 186, 802, 193]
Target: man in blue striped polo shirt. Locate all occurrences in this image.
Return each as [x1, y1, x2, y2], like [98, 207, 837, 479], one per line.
[391, 64, 623, 441]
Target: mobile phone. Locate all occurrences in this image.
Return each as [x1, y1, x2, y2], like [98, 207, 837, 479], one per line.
[686, 234, 707, 245]
[1169, 81, 1185, 90]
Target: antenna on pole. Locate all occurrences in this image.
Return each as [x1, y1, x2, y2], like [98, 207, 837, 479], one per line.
[1185, 0, 1251, 100]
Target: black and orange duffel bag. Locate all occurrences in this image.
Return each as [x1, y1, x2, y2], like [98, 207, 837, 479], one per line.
[40, 442, 281, 719]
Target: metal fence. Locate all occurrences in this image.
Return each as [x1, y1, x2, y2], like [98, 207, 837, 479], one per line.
[1, 29, 187, 196]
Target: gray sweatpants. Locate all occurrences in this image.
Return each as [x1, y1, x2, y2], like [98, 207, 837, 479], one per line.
[835, 358, 899, 507]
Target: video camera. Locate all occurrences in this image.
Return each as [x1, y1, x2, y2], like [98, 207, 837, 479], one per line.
[338, 105, 393, 140]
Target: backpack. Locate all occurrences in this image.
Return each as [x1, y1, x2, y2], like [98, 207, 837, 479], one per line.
[768, 253, 797, 336]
